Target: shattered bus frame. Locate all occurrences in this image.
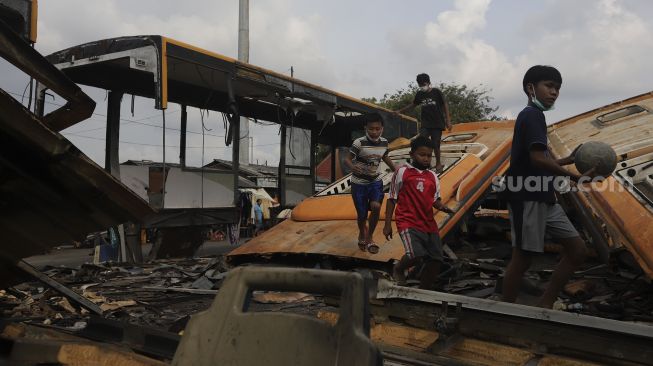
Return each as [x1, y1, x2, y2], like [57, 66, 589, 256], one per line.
[43, 35, 418, 236]
[229, 120, 515, 269]
[0, 14, 153, 286]
[548, 92, 653, 278]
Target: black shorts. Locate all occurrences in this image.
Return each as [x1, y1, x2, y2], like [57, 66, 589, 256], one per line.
[398, 228, 443, 262]
[419, 127, 443, 149]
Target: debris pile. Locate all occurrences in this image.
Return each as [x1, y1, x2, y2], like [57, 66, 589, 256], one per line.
[1, 258, 232, 332]
[433, 210, 653, 323]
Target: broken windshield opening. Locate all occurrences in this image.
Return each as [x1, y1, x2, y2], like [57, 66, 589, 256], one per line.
[316, 151, 463, 196]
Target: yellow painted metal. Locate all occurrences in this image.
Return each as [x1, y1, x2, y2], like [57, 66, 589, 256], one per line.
[29, 0, 38, 43]
[160, 38, 169, 109]
[160, 36, 419, 122]
[229, 122, 514, 263]
[548, 91, 653, 278]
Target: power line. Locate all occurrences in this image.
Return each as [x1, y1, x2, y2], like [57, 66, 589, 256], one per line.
[63, 132, 280, 149]
[5, 90, 228, 138]
[6, 89, 283, 150]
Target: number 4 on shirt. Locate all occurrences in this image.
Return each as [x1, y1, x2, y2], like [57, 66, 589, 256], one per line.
[416, 181, 424, 192]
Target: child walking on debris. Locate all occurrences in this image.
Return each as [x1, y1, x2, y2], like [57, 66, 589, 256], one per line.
[344, 113, 396, 254]
[394, 73, 452, 173]
[501, 65, 595, 308]
[383, 136, 455, 288]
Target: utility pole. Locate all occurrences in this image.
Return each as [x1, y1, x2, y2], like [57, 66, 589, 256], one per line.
[238, 0, 250, 166]
[249, 136, 254, 164]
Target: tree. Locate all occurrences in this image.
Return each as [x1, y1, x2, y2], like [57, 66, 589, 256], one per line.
[363, 82, 504, 124]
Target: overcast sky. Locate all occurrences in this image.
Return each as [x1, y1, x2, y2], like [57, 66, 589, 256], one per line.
[3, 0, 653, 167]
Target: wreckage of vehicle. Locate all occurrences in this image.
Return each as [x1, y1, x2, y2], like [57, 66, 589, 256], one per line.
[1, 4, 653, 363]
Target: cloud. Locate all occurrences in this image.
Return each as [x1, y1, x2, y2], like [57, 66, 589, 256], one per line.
[410, 0, 521, 116]
[5, 0, 653, 169]
[387, 0, 653, 121]
[26, 0, 334, 166]
[424, 0, 491, 46]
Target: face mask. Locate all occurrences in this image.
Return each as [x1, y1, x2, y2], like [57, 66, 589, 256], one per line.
[366, 131, 380, 142]
[530, 86, 555, 111]
[420, 84, 430, 92]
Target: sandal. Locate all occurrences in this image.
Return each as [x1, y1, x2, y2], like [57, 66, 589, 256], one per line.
[366, 241, 380, 254]
[358, 239, 368, 251]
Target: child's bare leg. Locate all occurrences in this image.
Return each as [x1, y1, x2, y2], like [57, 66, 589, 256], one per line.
[501, 247, 532, 303]
[419, 260, 441, 290]
[434, 143, 443, 172]
[357, 219, 367, 242]
[366, 201, 381, 242]
[537, 237, 587, 308]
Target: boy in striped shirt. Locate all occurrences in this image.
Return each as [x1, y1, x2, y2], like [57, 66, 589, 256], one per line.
[344, 113, 396, 253]
[383, 136, 455, 288]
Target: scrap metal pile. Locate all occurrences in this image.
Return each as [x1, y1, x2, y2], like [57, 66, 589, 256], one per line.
[1, 204, 653, 364]
[2, 2, 653, 363]
[2, 212, 652, 329]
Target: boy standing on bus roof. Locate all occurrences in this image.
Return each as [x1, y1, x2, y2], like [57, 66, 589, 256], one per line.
[395, 73, 451, 173]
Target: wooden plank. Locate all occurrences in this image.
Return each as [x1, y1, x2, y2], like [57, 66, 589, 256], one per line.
[2, 323, 82, 342]
[9, 338, 167, 366]
[317, 310, 439, 353]
[443, 338, 533, 366]
[537, 356, 604, 366]
[371, 322, 439, 353]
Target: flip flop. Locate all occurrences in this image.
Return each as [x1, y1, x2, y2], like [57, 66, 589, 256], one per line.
[358, 239, 367, 251]
[366, 242, 380, 254]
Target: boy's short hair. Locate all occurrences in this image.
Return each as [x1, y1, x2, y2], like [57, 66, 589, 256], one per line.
[411, 135, 433, 152]
[522, 65, 562, 95]
[363, 112, 384, 126]
[416, 73, 431, 85]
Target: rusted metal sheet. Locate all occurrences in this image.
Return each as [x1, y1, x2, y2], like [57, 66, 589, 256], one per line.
[0, 88, 153, 288]
[229, 121, 513, 264]
[548, 92, 653, 278]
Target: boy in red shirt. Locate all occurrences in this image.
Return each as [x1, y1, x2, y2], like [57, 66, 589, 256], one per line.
[383, 136, 455, 288]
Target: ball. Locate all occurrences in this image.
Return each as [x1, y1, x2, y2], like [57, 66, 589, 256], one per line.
[574, 141, 617, 176]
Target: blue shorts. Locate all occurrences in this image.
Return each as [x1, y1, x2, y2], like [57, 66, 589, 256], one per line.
[351, 181, 384, 221]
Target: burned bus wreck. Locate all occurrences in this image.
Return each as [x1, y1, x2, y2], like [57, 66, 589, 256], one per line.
[1, 4, 653, 365]
[41, 35, 418, 259]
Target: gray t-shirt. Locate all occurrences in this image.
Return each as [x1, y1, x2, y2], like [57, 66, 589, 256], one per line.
[349, 135, 389, 185]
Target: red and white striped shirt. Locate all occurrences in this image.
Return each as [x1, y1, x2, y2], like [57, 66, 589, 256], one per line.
[389, 164, 441, 233]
